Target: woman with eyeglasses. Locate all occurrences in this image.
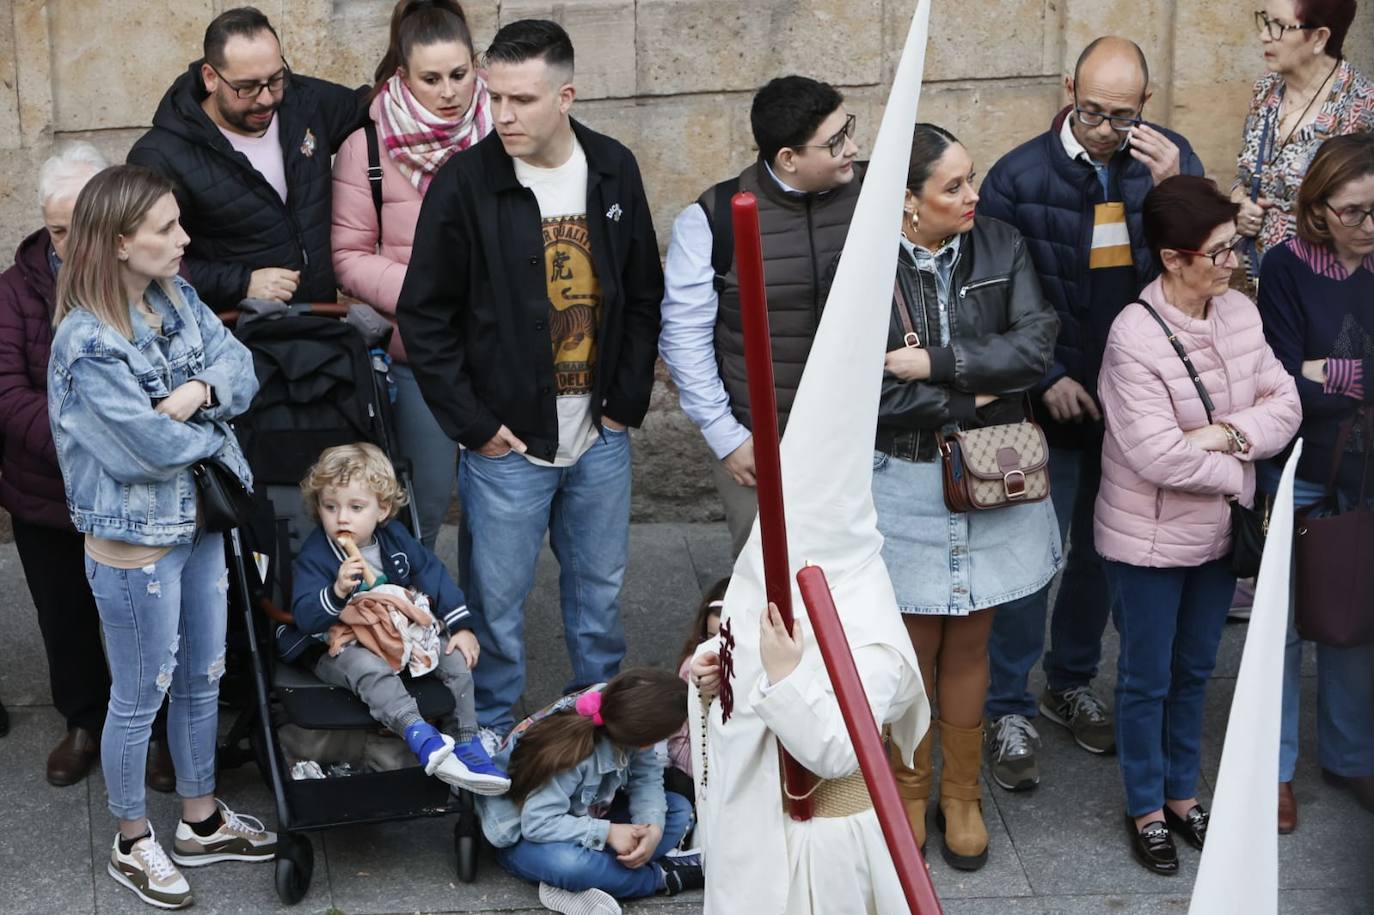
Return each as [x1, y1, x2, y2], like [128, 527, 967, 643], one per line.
[331, 0, 491, 550]
[1233, 1, 1373, 267]
[1257, 133, 1374, 833]
[1095, 175, 1300, 874]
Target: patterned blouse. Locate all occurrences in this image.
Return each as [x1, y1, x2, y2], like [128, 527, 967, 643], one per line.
[1234, 59, 1374, 260]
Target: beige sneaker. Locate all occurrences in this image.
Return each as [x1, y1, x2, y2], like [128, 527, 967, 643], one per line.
[171, 799, 276, 866]
[108, 827, 193, 910]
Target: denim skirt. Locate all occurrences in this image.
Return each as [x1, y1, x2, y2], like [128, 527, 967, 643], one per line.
[872, 451, 1062, 615]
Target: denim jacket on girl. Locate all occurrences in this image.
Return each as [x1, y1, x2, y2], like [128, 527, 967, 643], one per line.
[477, 685, 669, 850]
[47, 276, 257, 545]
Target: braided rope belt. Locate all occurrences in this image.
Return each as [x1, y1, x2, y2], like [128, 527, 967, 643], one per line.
[782, 767, 874, 818]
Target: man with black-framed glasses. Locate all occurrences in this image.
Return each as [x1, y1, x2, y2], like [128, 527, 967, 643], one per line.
[128, 6, 366, 312]
[976, 36, 1205, 796]
[660, 75, 864, 556]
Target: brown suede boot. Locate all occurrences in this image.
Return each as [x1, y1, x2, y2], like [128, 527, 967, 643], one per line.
[889, 730, 933, 849]
[935, 720, 990, 871]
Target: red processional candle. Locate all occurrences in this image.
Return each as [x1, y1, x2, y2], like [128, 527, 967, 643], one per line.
[797, 565, 944, 915]
[731, 190, 816, 820]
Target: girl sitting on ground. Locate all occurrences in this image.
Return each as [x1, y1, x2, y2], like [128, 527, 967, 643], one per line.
[478, 668, 703, 915]
[281, 442, 508, 795]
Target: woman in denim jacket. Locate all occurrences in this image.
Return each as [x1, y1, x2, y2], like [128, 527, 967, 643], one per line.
[48, 165, 274, 909]
[478, 669, 700, 915]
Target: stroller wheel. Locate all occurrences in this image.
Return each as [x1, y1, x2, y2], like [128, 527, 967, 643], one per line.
[274, 832, 314, 905]
[454, 819, 479, 883]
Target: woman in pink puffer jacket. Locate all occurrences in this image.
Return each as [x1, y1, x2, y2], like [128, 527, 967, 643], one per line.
[331, 0, 491, 549]
[1095, 176, 1300, 876]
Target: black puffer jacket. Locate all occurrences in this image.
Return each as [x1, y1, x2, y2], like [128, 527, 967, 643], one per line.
[876, 216, 1059, 463]
[704, 161, 864, 433]
[127, 62, 366, 312]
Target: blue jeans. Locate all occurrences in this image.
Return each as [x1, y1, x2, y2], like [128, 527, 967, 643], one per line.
[1106, 558, 1236, 816]
[497, 790, 692, 898]
[987, 445, 1114, 719]
[459, 429, 631, 732]
[391, 363, 459, 550]
[1258, 465, 1374, 781]
[86, 531, 227, 820]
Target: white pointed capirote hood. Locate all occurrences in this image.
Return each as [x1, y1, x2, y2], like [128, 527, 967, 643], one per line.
[691, 2, 933, 912]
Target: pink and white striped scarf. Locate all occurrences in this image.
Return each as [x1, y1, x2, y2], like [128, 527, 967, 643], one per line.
[376, 72, 491, 194]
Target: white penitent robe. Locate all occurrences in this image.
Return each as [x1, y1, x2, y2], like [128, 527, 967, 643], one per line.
[752, 644, 922, 915]
[690, 1, 933, 911]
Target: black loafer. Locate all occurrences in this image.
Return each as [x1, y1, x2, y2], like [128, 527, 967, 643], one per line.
[1126, 815, 1178, 875]
[1163, 803, 1209, 850]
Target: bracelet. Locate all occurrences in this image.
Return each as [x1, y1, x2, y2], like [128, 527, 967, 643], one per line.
[1219, 421, 1250, 455]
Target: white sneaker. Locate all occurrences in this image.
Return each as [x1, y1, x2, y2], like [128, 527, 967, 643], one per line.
[108, 827, 193, 910]
[538, 882, 622, 915]
[171, 799, 277, 866]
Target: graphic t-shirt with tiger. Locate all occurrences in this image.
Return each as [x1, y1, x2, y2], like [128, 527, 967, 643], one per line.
[513, 138, 603, 466]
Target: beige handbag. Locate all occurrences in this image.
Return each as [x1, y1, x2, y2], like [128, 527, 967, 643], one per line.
[890, 277, 1050, 512]
[936, 422, 1050, 512]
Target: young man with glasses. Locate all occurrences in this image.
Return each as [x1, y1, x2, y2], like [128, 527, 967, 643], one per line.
[975, 36, 1205, 793]
[660, 75, 862, 556]
[128, 7, 365, 311]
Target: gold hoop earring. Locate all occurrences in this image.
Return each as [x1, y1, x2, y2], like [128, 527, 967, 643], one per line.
[909, 208, 920, 231]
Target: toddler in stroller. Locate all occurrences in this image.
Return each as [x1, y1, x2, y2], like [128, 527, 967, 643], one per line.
[276, 442, 508, 796]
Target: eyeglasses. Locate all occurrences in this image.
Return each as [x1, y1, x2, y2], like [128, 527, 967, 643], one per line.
[209, 58, 290, 100]
[1326, 201, 1374, 228]
[1175, 236, 1246, 265]
[1254, 10, 1317, 41]
[796, 113, 857, 158]
[1072, 99, 1142, 133]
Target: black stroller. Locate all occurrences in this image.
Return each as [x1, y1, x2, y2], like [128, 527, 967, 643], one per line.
[217, 302, 480, 905]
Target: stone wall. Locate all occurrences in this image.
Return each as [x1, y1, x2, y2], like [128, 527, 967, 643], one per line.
[2, 0, 1371, 522]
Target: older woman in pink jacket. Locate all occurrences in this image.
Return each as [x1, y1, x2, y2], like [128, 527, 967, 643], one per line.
[331, 0, 491, 548]
[1095, 175, 1301, 876]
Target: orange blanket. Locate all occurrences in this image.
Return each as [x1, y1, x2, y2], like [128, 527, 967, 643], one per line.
[327, 587, 439, 675]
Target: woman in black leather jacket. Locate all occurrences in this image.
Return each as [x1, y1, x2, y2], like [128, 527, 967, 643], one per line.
[879, 124, 1060, 873]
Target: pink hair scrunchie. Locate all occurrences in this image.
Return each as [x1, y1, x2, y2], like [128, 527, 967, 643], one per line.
[574, 690, 605, 726]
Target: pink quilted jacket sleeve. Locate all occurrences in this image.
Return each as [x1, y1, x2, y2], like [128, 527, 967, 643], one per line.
[331, 128, 408, 318]
[1218, 326, 1302, 462]
[1098, 316, 1245, 497]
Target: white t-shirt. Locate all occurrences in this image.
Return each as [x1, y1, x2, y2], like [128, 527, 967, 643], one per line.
[219, 114, 288, 203]
[513, 138, 603, 467]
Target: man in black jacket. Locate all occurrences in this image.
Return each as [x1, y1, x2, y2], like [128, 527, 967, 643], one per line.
[397, 20, 663, 734]
[127, 7, 364, 312]
[976, 36, 1204, 792]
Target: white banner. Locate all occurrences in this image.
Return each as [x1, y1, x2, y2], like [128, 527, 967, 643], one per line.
[1188, 441, 1303, 915]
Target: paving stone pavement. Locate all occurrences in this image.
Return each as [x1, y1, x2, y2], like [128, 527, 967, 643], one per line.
[1, 521, 1371, 914]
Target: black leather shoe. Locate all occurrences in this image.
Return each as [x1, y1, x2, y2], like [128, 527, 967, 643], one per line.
[47, 727, 99, 786]
[1163, 803, 1209, 850]
[1126, 815, 1178, 875]
[146, 738, 176, 793]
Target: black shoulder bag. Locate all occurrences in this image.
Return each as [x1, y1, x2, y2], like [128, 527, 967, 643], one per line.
[192, 457, 254, 533]
[1136, 300, 1267, 578]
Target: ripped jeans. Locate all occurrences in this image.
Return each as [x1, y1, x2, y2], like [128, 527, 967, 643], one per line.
[86, 531, 227, 820]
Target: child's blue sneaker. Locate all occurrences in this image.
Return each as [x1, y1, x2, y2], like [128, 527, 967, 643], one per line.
[403, 720, 455, 774]
[443, 735, 511, 797]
